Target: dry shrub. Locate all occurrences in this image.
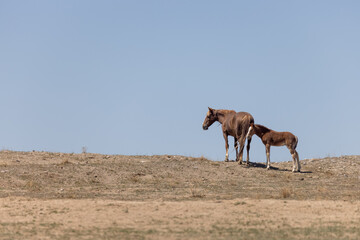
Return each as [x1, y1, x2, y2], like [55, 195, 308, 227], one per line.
[189, 184, 205, 198]
[130, 175, 140, 183]
[234, 201, 247, 206]
[25, 180, 41, 192]
[198, 156, 208, 161]
[57, 159, 71, 165]
[281, 188, 291, 198]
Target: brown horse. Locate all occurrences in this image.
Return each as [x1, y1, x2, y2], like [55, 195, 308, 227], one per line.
[248, 123, 300, 172]
[202, 107, 254, 164]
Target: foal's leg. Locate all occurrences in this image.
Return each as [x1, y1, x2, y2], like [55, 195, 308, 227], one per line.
[246, 136, 252, 165]
[223, 133, 229, 162]
[265, 144, 271, 170]
[289, 147, 298, 172]
[238, 136, 246, 165]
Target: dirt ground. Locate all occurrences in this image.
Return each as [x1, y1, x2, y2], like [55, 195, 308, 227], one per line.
[0, 151, 359, 239]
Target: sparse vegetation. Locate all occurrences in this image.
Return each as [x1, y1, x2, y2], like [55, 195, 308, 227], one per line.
[25, 180, 41, 192]
[58, 159, 71, 165]
[281, 188, 291, 198]
[234, 201, 247, 206]
[0, 151, 358, 239]
[189, 187, 206, 198]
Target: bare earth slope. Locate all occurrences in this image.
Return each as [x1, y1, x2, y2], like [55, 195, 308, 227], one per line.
[0, 151, 359, 239]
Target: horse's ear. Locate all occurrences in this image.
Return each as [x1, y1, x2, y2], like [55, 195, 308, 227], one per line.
[208, 107, 214, 113]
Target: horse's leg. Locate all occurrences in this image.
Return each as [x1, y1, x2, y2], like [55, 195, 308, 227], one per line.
[295, 150, 301, 172]
[246, 135, 252, 165]
[223, 133, 229, 162]
[238, 136, 246, 165]
[265, 144, 271, 170]
[234, 137, 239, 162]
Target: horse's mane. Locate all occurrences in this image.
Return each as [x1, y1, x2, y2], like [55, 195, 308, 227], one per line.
[216, 109, 236, 115]
[254, 124, 272, 133]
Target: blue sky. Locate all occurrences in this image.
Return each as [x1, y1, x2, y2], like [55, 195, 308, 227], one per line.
[1, 1, 359, 162]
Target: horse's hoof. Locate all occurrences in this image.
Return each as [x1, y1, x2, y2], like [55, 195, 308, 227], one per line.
[224, 159, 229, 162]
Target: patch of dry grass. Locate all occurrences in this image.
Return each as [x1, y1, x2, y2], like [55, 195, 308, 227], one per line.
[189, 187, 206, 198]
[280, 188, 291, 198]
[24, 180, 41, 192]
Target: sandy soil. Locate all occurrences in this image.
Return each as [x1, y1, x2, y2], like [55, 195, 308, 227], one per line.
[0, 151, 359, 239]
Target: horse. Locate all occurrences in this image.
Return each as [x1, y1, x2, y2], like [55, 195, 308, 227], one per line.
[202, 107, 254, 165]
[248, 123, 301, 172]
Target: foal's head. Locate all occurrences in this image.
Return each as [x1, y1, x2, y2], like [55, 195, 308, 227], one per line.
[202, 107, 217, 130]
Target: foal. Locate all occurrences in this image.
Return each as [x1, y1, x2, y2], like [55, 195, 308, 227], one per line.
[249, 123, 300, 172]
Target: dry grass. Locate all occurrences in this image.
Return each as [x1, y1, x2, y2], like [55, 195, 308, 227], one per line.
[0, 151, 358, 201]
[24, 180, 41, 192]
[281, 188, 291, 198]
[189, 187, 206, 198]
[0, 151, 358, 239]
[58, 159, 71, 165]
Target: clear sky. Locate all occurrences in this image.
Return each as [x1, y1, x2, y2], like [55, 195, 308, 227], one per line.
[1, 1, 359, 162]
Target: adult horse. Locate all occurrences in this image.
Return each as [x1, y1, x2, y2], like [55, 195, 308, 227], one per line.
[202, 107, 254, 164]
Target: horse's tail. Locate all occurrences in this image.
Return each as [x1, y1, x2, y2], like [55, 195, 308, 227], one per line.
[294, 135, 298, 149]
[246, 122, 254, 140]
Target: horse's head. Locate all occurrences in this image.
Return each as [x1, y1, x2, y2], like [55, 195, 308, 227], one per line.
[202, 107, 217, 130]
